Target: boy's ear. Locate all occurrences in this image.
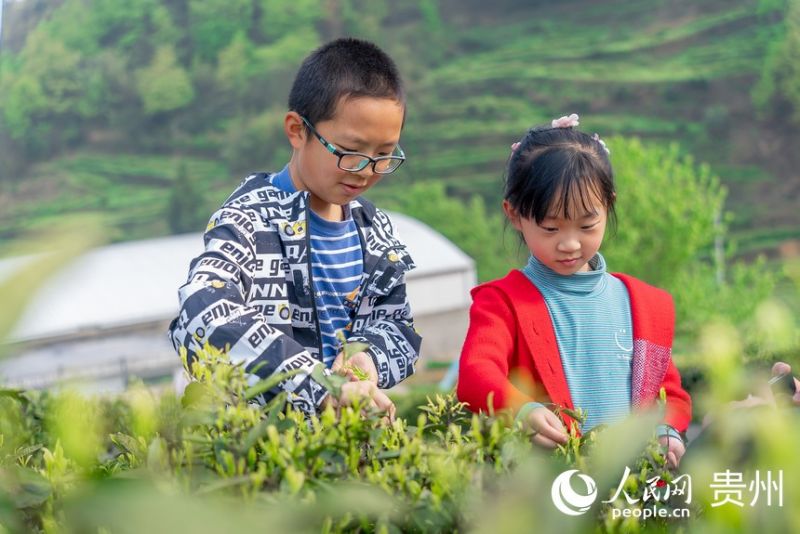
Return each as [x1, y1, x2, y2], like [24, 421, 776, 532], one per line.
[284, 112, 307, 149]
[502, 200, 523, 231]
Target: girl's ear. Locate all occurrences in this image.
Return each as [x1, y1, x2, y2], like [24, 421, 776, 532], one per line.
[502, 200, 523, 232]
[284, 112, 307, 149]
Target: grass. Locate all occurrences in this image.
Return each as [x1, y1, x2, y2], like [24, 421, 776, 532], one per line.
[424, 2, 771, 87]
[455, 4, 759, 61]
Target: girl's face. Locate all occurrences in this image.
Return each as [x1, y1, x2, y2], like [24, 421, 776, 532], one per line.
[503, 192, 608, 276]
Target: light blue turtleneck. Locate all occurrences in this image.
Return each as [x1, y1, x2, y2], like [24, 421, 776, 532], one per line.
[521, 252, 633, 432]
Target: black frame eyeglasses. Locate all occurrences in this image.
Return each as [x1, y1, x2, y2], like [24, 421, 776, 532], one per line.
[300, 116, 406, 174]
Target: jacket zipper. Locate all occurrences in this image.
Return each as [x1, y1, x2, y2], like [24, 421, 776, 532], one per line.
[349, 236, 403, 325]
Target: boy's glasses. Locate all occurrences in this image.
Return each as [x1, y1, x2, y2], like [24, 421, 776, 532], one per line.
[300, 116, 406, 174]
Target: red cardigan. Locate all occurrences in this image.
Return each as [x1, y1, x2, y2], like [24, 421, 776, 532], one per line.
[457, 270, 692, 433]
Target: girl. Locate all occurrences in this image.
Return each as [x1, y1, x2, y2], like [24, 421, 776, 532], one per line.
[457, 114, 691, 468]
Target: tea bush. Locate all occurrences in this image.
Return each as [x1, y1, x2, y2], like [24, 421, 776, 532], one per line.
[1, 335, 799, 533]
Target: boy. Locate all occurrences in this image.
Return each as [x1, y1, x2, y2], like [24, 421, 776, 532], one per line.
[169, 38, 421, 418]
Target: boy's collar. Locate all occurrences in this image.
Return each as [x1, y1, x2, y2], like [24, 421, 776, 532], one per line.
[270, 164, 375, 225]
[271, 164, 296, 193]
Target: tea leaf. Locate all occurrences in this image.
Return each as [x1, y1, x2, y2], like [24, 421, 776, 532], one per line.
[110, 433, 145, 458]
[243, 368, 304, 401]
[311, 364, 348, 398]
[5, 466, 52, 509]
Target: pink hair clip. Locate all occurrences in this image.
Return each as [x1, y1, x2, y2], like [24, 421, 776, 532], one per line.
[510, 142, 521, 152]
[551, 113, 580, 128]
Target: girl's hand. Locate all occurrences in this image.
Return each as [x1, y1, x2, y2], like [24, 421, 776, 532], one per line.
[332, 351, 379, 384]
[658, 435, 686, 469]
[524, 407, 569, 449]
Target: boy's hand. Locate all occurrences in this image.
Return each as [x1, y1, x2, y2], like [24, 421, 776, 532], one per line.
[524, 407, 569, 449]
[321, 380, 395, 422]
[658, 435, 686, 469]
[332, 351, 379, 384]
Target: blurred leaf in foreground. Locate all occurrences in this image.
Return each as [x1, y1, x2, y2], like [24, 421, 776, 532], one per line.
[0, 215, 105, 358]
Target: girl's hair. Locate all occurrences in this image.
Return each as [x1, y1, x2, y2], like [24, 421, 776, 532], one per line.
[504, 124, 616, 227]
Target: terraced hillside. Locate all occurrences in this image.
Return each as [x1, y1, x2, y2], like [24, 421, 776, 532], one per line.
[0, 0, 797, 260]
[391, 0, 798, 258]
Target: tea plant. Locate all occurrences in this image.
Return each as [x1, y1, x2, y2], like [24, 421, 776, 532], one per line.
[2, 339, 798, 533]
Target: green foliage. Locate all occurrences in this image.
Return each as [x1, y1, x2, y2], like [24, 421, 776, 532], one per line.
[149, 3, 182, 47]
[188, 0, 254, 63]
[604, 137, 725, 288]
[340, 0, 389, 43]
[753, 0, 800, 120]
[136, 46, 195, 115]
[90, 0, 159, 52]
[220, 107, 291, 174]
[215, 32, 257, 101]
[418, 0, 444, 34]
[2, 334, 798, 532]
[0, 236, 796, 532]
[602, 137, 777, 354]
[252, 27, 322, 78]
[258, 0, 324, 42]
[0, 0, 796, 266]
[167, 161, 207, 234]
[0, 344, 529, 531]
[376, 181, 519, 282]
[0, 69, 48, 141]
[0, 30, 98, 142]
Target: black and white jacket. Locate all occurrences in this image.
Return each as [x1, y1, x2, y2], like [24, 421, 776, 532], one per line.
[169, 172, 421, 417]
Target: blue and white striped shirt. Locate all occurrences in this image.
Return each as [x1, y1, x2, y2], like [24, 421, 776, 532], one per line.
[271, 166, 363, 367]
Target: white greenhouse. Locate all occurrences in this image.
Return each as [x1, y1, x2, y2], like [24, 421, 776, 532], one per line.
[0, 213, 476, 392]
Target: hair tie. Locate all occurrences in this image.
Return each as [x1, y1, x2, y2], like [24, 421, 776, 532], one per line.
[551, 113, 580, 128]
[592, 133, 610, 155]
[510, 113, 609, 155]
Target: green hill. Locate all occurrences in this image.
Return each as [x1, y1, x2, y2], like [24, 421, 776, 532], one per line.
[0, 0, 797, 259]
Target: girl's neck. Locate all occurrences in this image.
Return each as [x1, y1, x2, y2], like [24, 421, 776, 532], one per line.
[523, 253, 607, 296]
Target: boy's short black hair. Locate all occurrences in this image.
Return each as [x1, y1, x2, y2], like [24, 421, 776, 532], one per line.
[288, 37, 405, 125]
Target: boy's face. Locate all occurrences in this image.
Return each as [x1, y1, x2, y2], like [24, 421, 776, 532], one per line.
[285, 96, 405, 221]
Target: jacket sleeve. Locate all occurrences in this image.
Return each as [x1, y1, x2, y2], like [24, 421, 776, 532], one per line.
[169, 205, 330, 417]
[347, 270, 421, 389]
[660, 359, 692, 432]
[457, 286, 538, 413]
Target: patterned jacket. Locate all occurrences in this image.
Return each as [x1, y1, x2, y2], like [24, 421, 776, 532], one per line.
[169, 172, 421, 416]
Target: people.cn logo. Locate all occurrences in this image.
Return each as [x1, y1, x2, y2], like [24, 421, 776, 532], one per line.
[551, 469, 598, 516]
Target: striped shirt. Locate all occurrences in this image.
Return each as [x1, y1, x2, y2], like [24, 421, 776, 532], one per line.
[271, 166, 363, 367]
[522, 252, 633, 432]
